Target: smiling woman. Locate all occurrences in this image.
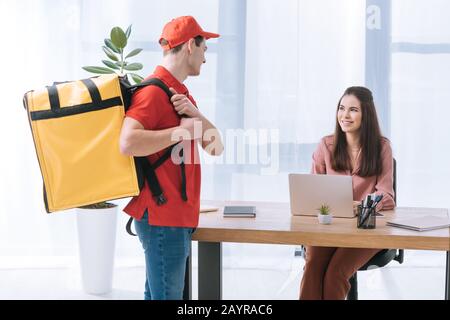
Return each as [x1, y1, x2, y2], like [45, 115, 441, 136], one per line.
[299, 86, 396, 300]
[338, 95, 362, 133]
[333, 87, 383, 177]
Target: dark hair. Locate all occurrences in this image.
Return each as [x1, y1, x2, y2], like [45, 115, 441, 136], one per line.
[161, 35, 204, 55]
[331, 86, 383, 177]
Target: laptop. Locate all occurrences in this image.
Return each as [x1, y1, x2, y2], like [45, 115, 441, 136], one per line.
[289, 174, 355, 218]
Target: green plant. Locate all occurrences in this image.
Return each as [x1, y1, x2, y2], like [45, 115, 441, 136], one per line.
[79, 25, 143, 210]
[83, 25, 144, 84]
[318, 204, 330, 215]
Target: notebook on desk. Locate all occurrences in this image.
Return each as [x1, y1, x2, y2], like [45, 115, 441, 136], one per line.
[200, 205, 219, 213]
[223, 206, 256, 218]
[386, 215, 450, 232]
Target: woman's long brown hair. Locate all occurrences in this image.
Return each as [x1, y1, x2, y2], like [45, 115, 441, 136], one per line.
[331, 86, 383, 177]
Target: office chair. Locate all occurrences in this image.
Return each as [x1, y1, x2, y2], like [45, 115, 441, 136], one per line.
[346, 158, 404, 300]
[299, 158, 404, 300]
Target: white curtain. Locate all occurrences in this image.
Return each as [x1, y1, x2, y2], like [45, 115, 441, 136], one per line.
[232, 0, 366, 202]
[0, 0, 449, 294]
[0, 0, 85, 262]
[391, 0, 450, 208]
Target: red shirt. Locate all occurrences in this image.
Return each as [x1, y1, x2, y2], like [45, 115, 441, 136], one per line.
[123, 66, 201, 227]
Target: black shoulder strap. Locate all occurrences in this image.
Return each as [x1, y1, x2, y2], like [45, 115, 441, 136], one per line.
[132, 78, 174, 100]
[126, 217, 136, 236]
[136, 144, 177, 207]
[127, 143, 188, 237]
[126, 78, 188, 237]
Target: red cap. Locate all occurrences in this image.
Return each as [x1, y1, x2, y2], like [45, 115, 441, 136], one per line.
[159, 16, 220, 50]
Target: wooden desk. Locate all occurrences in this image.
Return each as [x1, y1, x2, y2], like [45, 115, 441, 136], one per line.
[187, 201, 450, 300]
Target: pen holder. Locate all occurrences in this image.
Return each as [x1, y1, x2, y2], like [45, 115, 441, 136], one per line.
[357, 205, 376, 229]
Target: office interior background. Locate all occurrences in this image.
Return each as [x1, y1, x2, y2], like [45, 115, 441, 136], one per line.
[0, 0, 449, 299]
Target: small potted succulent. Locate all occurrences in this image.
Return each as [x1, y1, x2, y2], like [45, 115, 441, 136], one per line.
[317, 204, 333, 225]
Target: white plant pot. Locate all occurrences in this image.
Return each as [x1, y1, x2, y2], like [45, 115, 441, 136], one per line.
[76, 205, 118, 295]
[318, 214, 333, 225]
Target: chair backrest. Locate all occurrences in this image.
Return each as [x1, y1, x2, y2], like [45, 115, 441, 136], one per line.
[358, 157, 403, 270]
[393, 158, 397, 203]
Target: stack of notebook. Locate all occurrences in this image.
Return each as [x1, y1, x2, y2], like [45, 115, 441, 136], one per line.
[223, 206, 256, 218]
[386, 215, 450, 232]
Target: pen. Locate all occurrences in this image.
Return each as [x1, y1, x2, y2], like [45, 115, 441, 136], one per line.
[360, 207, 369, 228]
[370, 194, 383, 209]
[363, 195, 369, 207]
[359, 195, 369, 227]
[360, 194, 384, 227]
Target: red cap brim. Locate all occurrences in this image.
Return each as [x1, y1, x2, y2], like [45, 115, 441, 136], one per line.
[201, 31, 220, 40]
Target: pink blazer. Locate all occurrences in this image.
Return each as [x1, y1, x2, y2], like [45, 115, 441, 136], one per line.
[311, 135, 396, 211]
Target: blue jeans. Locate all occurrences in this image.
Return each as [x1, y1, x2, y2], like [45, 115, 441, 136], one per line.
[134, 210, 194, 300]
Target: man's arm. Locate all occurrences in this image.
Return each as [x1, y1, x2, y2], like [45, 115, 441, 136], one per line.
[197, 114, 224, 156]
[119, 117, 197, 157]
[169, 88, 224, 156]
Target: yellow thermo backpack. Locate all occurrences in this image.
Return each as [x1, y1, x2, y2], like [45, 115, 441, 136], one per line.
[23, 74, 185, 213]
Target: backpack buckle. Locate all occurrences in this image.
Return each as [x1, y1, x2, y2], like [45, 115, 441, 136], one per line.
[154, 194, 167, 206]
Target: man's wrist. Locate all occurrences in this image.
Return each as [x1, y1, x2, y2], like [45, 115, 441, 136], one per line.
[171, 126, 184, 143]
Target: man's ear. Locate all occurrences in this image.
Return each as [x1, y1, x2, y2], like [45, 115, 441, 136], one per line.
[187, 38, 195, 54]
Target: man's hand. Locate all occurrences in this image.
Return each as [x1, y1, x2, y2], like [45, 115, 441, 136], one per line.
[169, 87, 224, 156]
[170, 88, 201, 118]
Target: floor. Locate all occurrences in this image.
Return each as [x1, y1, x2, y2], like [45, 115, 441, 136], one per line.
[0, 249, 446, 300]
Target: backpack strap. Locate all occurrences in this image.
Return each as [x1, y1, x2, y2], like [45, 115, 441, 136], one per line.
[180, 148, 188, 201]
[128, 144, 188, 236]
[131, 78, 174, 98]
[126, 216, 137, 236]
[126, 78, 188, 236]
[136, 144, 178, 206]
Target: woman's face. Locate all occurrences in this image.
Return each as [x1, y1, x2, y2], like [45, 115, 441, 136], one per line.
[337, 94, 362, 134]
